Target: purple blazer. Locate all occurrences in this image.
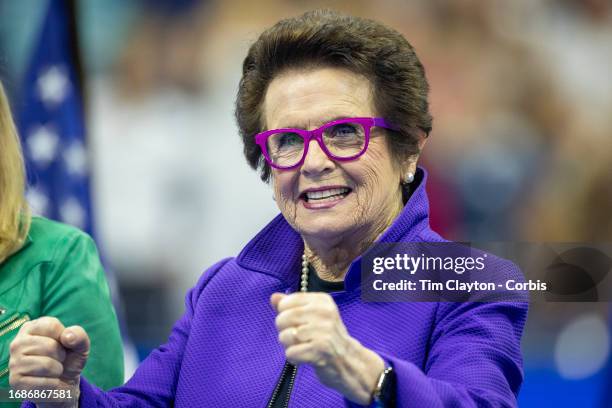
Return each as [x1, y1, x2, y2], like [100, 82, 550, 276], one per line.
[25, 169, 527, 407]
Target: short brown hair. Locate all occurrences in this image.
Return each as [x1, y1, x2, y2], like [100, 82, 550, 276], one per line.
[235, 9, 432, 182]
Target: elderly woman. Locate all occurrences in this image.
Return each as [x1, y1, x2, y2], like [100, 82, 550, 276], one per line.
[0, 81, 124, 402]
[10, 10, 527, 408]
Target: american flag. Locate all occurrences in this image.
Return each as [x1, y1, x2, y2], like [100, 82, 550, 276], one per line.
[17, 0, 138, 375]
[18, 0, 92, 233]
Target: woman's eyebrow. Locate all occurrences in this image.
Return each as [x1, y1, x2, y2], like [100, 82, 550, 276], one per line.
[323, 116, 351, 125]
[276, 116, 352, 130]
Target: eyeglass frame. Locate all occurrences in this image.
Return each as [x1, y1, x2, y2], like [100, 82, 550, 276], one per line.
[254, 117, 398, 170]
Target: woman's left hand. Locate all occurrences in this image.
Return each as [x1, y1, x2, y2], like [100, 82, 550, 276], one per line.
[271, 292, 385, 405]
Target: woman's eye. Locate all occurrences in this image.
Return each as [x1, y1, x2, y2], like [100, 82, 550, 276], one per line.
[277, 132, 302, 148]
[330, 124, 357, 138]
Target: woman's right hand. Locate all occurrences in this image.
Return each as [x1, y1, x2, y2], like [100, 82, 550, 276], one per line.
[9, 317, 90, 408]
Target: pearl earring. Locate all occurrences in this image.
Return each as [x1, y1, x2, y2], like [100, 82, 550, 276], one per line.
[404, 172, 414, 184]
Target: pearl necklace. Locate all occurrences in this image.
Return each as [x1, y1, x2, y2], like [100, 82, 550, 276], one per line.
[300, 253, 309, 292]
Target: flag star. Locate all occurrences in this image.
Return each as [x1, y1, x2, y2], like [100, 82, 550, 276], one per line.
[26, 187, 50, 216]
[63, 141, 88, 176]
[27, 126, 59, 166]
[37, 65, 70, 106]
[60, 197, 87, 228]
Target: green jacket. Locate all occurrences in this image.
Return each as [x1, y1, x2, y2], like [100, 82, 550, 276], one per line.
[0, 217, 124, 400]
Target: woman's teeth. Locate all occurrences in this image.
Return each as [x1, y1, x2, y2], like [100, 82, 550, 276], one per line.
[304, 188, 350, 202]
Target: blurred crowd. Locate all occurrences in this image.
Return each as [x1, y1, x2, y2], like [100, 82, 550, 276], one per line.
[1, 0, 611, 405]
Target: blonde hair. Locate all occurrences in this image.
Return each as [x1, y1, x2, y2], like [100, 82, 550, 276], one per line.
[0, 81, 31, 263]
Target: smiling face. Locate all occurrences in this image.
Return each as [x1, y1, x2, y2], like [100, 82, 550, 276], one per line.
[263, 67, 408, 245]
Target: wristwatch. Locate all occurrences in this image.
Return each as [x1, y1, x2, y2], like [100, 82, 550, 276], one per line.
[371, 365, 396, 407]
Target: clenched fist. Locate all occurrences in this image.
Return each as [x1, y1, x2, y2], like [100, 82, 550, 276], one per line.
[9, 317, 90, 407]
[271, 292, 384, 405]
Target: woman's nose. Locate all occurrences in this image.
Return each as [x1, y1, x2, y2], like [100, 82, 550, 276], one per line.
[301, 139, 334, 176]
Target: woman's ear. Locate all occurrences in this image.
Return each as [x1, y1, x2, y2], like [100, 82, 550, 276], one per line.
[399, 129, 428, 183]
[417, 129, 428, 152]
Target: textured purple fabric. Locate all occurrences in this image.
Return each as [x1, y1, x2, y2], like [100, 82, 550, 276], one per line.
[22, 168, 527, 407]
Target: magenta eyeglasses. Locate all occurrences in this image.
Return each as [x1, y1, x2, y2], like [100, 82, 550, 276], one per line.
[255, 117, 397, 170]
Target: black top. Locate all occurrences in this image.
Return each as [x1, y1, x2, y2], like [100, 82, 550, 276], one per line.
[307, 263, 345, 293]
